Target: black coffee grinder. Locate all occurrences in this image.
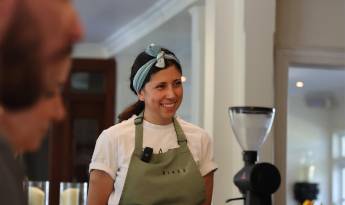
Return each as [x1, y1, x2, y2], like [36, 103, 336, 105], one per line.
[226, 107, 281, 205]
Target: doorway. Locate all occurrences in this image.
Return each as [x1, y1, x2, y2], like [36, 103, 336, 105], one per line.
[287, 65, 345, 205]
[274, 49, 345, 205]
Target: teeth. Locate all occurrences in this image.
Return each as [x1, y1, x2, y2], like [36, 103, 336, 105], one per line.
[162, 103, 175, 108]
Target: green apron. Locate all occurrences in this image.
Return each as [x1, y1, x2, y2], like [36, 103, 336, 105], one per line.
[119, 114, 206, 205]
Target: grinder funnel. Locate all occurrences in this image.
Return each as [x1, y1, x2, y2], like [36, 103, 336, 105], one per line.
[228, 107, 275, 151]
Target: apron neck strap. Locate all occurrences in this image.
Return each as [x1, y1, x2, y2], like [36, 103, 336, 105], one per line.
[134, 113, 187, 155]
[172, 117, 188, 145]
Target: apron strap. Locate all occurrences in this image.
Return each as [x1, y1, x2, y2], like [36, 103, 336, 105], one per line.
[172, 117, 188, 146]
[134, 113, 144, 156]
[134, 113, 188, 156]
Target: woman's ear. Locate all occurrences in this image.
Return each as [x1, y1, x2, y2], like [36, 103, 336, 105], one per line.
[138, 90, 145, 101]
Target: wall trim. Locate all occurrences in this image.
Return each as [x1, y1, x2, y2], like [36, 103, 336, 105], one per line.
[102, 0, 198, 56]
[72, 43, 110, 59]
[278, 48, 345, 63]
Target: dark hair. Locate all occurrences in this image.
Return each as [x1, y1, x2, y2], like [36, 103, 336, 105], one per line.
[118, 47, 182, 122]
[0, 3, 43, 111]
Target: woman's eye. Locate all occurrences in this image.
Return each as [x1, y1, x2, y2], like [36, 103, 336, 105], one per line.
[156, 84, 165, 89]
[173, 81, 182, 87]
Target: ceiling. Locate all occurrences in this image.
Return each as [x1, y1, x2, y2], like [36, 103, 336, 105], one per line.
[73, 0, 159, 43]
[289, 65, 345, 107]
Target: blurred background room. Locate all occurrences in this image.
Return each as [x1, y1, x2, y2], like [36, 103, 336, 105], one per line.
[24, 0, 345, 204]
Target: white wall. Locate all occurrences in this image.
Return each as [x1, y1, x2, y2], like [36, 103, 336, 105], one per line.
[287, 94, 332, 205]
[114, 51, 137, 121]
[72, 43, 109, 59]
[276, 0, 345, 49]
[330, 98, 345, 132]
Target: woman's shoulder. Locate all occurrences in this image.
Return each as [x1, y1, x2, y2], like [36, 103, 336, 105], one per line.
[102, 115, 136, 137]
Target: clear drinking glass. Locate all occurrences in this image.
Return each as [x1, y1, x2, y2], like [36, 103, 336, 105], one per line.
[27, 181, 49, 205]
[59, 182, 88, 205]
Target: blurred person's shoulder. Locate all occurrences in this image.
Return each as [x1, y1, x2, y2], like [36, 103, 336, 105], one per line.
[0, 137, 26, 205]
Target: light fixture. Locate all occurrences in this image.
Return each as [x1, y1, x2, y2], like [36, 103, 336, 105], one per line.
[181, 76, 187, 82]
[296, 81, 304, 88]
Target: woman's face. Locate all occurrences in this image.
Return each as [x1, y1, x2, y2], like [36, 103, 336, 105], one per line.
[138, 65, 183, 125]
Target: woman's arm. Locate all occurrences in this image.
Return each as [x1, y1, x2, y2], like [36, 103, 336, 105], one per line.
[203, 171, 215, 205]
[87, 170, 114, 205]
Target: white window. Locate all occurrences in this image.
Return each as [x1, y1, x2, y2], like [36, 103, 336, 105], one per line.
[342, 168, 345, 205]
[333, 133, 345, 205]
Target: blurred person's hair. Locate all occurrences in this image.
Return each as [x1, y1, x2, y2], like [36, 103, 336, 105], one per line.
[0, 3, 44, 111]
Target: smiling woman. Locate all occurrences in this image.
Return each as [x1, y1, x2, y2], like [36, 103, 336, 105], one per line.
[87, 44, 217, 205]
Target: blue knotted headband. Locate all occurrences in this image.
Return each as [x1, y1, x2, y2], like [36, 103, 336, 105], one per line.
[132, 44, 180, 93]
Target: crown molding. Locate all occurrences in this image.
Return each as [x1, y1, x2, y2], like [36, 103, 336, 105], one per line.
[102, 0, 198, 56]
[277, 48, 345, 65]
[72, 42, 110, 59]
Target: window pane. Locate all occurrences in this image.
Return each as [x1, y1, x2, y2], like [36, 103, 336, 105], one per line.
[343, 168, 345, 199]
[342, 136, 345, 157]
[71, 72, 105, 93]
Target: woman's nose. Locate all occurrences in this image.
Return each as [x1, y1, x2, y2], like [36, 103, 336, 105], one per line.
[166, 86, 177, 99]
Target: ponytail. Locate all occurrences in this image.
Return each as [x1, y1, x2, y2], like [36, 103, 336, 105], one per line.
[117, 100, 144, 122]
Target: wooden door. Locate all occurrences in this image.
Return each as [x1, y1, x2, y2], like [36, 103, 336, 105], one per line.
[48, 58, 116, 205]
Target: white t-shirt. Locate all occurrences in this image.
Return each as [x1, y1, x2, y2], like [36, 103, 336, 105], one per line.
[89, 115, 218, 205]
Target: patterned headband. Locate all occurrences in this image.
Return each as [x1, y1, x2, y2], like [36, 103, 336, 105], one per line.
[132, 43, 180, 93]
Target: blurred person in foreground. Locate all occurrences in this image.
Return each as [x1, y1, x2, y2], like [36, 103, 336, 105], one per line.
[0, 0, 83, 204]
